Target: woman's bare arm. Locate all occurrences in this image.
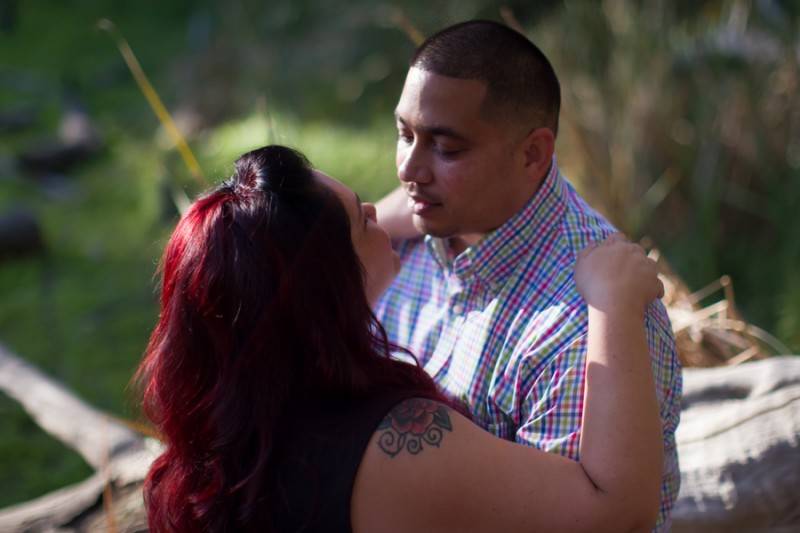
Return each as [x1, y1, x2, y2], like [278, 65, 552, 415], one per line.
[352, 236, 664, 533]
[575, 235, 664, 527]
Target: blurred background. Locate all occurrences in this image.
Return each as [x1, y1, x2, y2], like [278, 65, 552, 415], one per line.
[0, 0, 798, 508]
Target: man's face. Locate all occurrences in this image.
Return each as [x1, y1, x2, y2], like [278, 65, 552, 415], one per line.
[394, 67, 534, 239]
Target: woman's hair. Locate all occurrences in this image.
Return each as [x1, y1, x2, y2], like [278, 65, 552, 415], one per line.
[134, 145, 442, 532]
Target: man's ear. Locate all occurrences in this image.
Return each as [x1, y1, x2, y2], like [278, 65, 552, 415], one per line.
[522, 127, 556, 180]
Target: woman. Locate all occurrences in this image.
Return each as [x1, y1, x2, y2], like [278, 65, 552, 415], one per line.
[135, 145, 664, 532]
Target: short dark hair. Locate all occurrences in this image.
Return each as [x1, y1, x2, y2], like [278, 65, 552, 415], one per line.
[411, 20, 561, 135]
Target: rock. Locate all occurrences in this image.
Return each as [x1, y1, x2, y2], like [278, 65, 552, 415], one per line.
[58, 106, 101, 148]
[0, 153, 18, 179]
[673, 356, 800, 532]
[0, 208, 44, 260]
[0, 106, 37, 134]
[38, 172, 83, 202]
[18, 103, 103, 175]
[18, 140, 95, 174]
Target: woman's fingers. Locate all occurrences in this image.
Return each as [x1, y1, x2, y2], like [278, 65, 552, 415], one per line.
[630, 242, 646, 256]
[579, 233, 626, 259]
[575, 233, 665, 313]
[605, 232, 628, 245]
[578, 240, 600, 260]
[647, 258, 665, 299]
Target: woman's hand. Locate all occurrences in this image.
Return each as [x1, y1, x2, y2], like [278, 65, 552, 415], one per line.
[575, 234, 664, 316]
[376, 186, 423, 240]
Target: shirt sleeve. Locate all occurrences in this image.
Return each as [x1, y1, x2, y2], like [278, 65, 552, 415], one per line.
[515, 300, 682, 530]
[515, 332, 587, 458]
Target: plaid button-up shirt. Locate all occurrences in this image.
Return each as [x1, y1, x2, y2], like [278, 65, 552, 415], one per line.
[375, 160, 681, 531]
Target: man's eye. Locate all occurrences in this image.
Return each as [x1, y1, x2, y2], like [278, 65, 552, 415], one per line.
[436, 146, 462, 158]
[397, 132, 413, 144]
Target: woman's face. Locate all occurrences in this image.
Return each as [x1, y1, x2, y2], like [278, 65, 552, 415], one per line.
[314, 170, 400, 305]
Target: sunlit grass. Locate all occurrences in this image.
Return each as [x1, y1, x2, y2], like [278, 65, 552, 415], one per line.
[200, 111, 399, 201]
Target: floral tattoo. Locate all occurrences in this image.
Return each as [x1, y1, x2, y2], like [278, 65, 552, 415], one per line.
[376, 399, 453, 458]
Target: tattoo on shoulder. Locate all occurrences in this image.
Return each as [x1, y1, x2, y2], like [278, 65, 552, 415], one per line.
[376, 398, 453, 458]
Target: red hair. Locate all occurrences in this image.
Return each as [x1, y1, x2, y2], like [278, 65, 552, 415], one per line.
[134, 146, 443, 531]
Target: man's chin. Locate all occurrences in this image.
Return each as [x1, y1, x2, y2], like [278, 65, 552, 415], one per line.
[412, 215, 454, 238]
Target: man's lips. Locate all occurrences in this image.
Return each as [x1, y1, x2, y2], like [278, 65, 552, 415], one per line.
[407, 194, 441, 214]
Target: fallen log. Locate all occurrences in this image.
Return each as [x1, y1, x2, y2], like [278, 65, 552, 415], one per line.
[0, 342, 157, 532]
[0, 471, 108, 532]
[0, 342, 140, 470]
[2, 350, 799, 531]
[673, 356, 800, 532]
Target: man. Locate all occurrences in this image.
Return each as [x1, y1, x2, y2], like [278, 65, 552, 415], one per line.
[375, 20, 681, 531]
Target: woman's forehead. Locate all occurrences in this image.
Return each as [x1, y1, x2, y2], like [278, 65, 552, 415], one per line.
[312, 169, 359, 221]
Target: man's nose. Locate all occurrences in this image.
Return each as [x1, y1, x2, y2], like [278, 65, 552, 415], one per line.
[397, 145, 432, 184]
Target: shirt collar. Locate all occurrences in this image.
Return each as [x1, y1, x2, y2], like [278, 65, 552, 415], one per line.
[425, 157, 567, 287]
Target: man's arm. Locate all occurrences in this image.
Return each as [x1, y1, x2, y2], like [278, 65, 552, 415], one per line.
[376, 186, 421, 240]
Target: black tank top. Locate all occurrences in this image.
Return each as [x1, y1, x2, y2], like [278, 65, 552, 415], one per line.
[271, 389, 418, 533]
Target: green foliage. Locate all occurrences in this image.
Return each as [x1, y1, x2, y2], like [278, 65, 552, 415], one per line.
[516, 0, 800, 344]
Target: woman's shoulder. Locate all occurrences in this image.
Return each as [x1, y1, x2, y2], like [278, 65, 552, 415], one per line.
[350, 397, 611, 533]
[351, 397, 505, 533]
[273, 392, 438, 532]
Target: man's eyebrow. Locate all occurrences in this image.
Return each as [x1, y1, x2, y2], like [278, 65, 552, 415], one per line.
[394, 112, 469, 142]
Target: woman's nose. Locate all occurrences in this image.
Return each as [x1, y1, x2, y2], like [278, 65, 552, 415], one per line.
[362, 203, 377, 222]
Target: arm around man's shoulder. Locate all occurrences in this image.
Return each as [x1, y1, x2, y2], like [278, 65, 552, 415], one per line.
[351, 397, 655, 533]
[511, 297, 681, 531]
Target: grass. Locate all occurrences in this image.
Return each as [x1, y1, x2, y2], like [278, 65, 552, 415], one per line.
[200, 111, 398, 199]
